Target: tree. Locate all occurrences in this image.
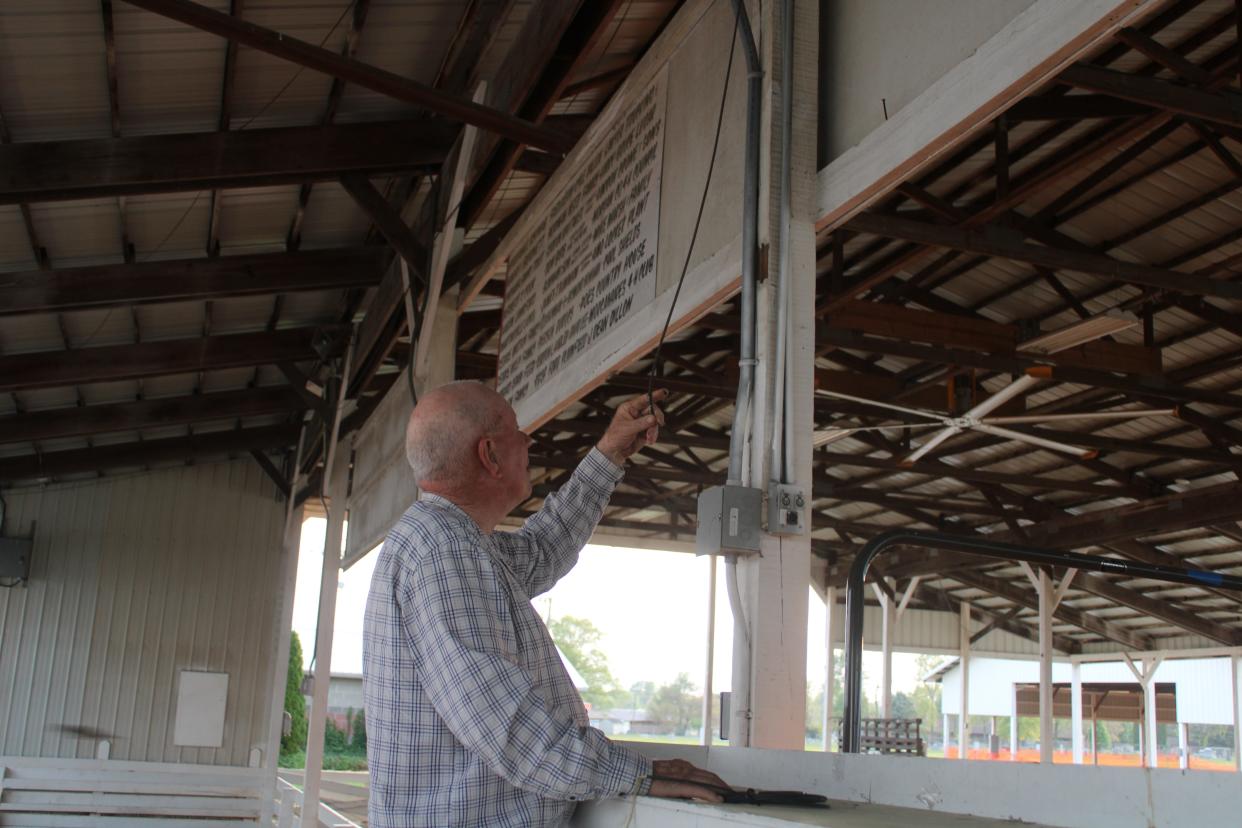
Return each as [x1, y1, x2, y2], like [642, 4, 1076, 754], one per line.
[647, 674, 702, 736]
[547, 616, 626, 709]
[281, 631, 308, 757]
[352, 709, 367, 753]
[890, 691, 917, 720]
[629, 680, 656, 712]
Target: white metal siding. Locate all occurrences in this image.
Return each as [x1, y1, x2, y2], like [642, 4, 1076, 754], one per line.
[0, 459, 286, 765]
[835, 605, 1043, 657]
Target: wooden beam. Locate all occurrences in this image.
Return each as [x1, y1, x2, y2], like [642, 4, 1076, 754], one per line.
[825, 299, 1017, 354]
[1060, 62, 1242, 130]
[0, 120, 455, 205]
[1, 424, 301, 482]
[0, 327, 343, 393]
[818, 327, 1242, 411]
[845, 211, 1242, 300]
[118, 0, 573, 154]
[951, 569, 1149, 651]
[1074, 571, 1240, 646]
[446, 210, 523, 291]
[0, 246, 387, 315]
[0, 386, 304, 444]
[250, 448, 291, 497]
[1004, 93, 1153, 122]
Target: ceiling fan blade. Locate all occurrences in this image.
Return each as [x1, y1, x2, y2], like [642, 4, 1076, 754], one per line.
[973, 423, 1098, 459]
[960, 373, 1042, 420]
[813, 422, 944, 446]
[980, 409, 1178, 426]
[815, 389, 946, 422]
[903, 425, 962, 465]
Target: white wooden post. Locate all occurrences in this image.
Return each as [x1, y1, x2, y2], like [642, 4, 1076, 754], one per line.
[1233, 653, 1242, 773]
[1010, 685, 1019, 761]
[733, 0, 817, 751]
[959, 601, 970, 761]
[823, 586, 836, 751]
[301, 337, 355, 828]
[701, 554, 717, 746]
[880, 585, 894, 719]
[1178, 722, 1189, 770]
[943, 713, 951, 757]
[1071, 661, 1084, 765]
[1144, 657, 1159, 769]
[1038, 570, 1054, 764]
[301, 444, 351, 827]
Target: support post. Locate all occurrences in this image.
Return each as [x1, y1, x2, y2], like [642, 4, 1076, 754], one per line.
[823, 586, 837, 751]
[701, 554, 717, 747]
[1071, 661, 1084, 764]
[959, 601, 970, 761]
[1010, 685, 1019, 761]
[881, 588, 894, 719]
[732, 0, 817, 750]
[943, 713, 951, 757]
[1144, 657, 1159, 769]
[1039, 570, 1054, 764]
[300, 336, 354, 828]
[1179, 722, 1189, 770]
[1234, 654, 1242, 772]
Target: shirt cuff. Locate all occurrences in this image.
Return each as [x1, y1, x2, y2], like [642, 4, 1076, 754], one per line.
[599, 742, 653, 798]
[581, 446, 626, 487]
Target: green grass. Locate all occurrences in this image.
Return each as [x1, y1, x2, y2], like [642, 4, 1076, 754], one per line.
[278, 750, 368, 771]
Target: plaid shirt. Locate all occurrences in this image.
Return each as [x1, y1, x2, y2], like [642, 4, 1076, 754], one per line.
[363, 448, 652, 828]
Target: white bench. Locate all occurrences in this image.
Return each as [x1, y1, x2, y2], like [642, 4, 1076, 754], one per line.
[0, 757, 266, 827]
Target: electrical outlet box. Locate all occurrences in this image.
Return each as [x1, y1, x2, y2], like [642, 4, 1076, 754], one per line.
[767, 483, 806, 535]
[0, 536, 32, 583]
[696, 485, 763, 556]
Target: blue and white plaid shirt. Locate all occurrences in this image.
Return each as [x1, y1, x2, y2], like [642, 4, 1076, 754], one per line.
[363, 448, 652, 827]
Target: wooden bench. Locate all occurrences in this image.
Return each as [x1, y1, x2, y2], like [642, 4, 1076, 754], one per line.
[0, 757, 267, 827]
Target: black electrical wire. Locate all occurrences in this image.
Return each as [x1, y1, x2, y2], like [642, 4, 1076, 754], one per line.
[646, 2, 740, 419]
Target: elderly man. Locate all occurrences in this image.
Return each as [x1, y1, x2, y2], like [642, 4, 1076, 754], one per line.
[363, 381, 726, 827]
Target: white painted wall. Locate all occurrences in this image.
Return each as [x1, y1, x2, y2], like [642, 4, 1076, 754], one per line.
[834, 604, 1043, 657]
[937, 656, 1237, 724]
[818, 0, 1038, 164]
[0, 459, 286, 765]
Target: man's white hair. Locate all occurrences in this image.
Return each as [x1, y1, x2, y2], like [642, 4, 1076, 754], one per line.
[405, 381, 507, 484]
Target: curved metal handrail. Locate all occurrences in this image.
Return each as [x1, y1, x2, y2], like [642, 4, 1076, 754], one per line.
[841, 529, 1242, 754]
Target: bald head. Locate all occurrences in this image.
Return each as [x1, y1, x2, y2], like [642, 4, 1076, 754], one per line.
[405, 381, 510, 486]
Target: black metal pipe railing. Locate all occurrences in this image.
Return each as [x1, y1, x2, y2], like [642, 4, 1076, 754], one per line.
[841, 529, 1242, 754]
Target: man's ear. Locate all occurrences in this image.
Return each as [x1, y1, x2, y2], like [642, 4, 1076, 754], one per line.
[477, 438, 501, 477]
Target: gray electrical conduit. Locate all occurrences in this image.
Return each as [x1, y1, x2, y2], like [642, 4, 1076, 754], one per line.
[725, 0, 762, 749]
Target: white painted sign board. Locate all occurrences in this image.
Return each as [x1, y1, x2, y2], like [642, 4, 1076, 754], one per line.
[498, 72, 668, 410]
[472, 0, 746, 429]
[173, 670, 228, 748]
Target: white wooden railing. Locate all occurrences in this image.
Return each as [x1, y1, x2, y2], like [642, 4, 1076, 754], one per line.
[272, 775, 362, 828]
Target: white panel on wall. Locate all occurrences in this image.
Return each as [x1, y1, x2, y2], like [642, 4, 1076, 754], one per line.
[0, 459, 286, 765]
[345, 375, 417, 565]
[174, 670, 229, 747]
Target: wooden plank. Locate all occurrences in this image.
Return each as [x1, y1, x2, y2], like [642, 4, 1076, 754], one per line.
[1046, 338, 1162, 376]
[0, 387, 303, 444]
[816, 0, 1167, 232]
[826, 299, 1017, 353]
[0, 247, 386, 315]
[845, 210, 1242, 300]
[0, 327, 342, 393]
[0, 424, 301, 482]
[1060, 62, 1242, 129]
[119, 0, 573, 154]
[0, 120, 454, 205]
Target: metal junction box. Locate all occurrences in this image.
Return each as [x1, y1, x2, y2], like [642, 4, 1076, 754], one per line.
[696, 484, 763, 556]
[0, 536, 33, 584]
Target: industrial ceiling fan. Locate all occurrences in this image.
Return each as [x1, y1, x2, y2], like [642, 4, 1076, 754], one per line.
[814, 312, 1179, 464]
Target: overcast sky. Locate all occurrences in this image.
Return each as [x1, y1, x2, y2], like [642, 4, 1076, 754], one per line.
[292, 518, 924, 697]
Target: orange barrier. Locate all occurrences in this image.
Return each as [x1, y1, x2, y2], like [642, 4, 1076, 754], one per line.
[940, 747, 1233, 771]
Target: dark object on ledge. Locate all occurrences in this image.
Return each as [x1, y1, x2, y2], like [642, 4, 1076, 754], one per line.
[649, 776, 829, 808]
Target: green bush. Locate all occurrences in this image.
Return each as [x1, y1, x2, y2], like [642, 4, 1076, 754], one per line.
[280, 632, 308, 760]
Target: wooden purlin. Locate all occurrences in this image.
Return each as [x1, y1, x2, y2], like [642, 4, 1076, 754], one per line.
[0, 120, 457, 205]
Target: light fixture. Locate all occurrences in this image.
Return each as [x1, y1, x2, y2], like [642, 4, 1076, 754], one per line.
[1017, 311, 1139, 355]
